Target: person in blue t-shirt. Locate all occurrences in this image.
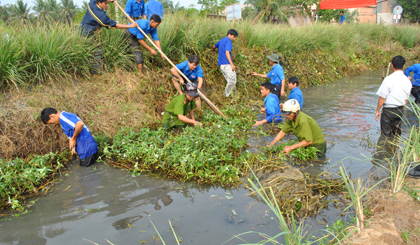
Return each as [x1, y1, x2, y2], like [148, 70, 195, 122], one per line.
[125, 14, 164, 76]
[405, 63, 420, 104]
[281, 77, 303, 109]
[81, 0, 138, 74]
[171, 55, 204, 109]
[125, 0, 146, 20]
[212, 29, 239, 97]
[41, 108, 98, 167]
[253, 82, 282, 127]
[339, 11, 345, 24]
[145, 0, 165, 19]
[251, 53, 286, 101]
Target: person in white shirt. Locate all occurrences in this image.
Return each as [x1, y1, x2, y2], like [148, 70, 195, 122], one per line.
[375, 55, 412, 138]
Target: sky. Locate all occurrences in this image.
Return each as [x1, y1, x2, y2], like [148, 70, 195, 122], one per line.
[0, 0, 201, 8]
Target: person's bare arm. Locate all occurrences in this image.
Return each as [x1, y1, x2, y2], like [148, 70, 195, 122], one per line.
[281, 79, 286, 97]
[268, 130, 286, 147]
[69, 121, 84, 154]
[178, 114, 201, 126]
[253, 119, 268, 127]
[154, 40, 165, 59]
[138, 39, 156, 55]
[116, 22, 138, 29]
[375, 97, 386, 122]
[283, 140, 313, 154]
[171, 66, 184, 84]
[225, 51, 236, 71]
[251, 72, 267, 78]
[197, 77, 203, 89]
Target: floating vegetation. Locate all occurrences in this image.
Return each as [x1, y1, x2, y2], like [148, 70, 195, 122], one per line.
[0, 151, 71, 212]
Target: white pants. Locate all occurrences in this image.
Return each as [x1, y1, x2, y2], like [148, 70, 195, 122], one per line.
[220, 64, 237, 97]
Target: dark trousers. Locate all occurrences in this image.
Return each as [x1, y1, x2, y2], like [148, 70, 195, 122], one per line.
[125, 30, 143, 64]
[272, 85, 282, 102]
[80, 152, 99, 167]
[411, 86, 420, 103]
[380, 107, 404, 137]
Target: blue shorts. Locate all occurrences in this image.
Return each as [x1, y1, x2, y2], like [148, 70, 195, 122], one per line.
[76, 136, 98, 159]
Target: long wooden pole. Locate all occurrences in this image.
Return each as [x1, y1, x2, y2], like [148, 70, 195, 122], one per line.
[386, 63, 391, 77]
[113, 1, 227, 119]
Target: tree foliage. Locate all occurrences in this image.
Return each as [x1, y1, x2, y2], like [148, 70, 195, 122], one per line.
[317, 9, 358, 24]
[399, 0, 420, 23]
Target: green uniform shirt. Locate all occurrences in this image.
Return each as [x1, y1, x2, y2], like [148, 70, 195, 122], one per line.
[162, 94, 197, 129]
[282, 112, 327, 156]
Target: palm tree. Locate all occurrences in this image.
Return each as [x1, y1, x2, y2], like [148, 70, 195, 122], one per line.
[60, 0, 77, 24]
[10, 0, 31, 23]
[0, 5, 11, 22]
[245, 0, 290, 24]
[33, 0, 53, 22]
[46, 0, 60, 20]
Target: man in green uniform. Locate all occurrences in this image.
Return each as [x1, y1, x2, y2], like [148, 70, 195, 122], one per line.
[162, 83, 202, 129]
[268, 99, 326, 157]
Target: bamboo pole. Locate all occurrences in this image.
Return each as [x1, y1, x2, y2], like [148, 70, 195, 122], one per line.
[113, 1, 227, 119]
[386, 63, 391, 77]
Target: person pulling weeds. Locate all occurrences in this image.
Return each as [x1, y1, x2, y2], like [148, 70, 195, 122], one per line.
[251, 53, 286, 101]
[171, 55, 203, 109]
[253, 81, 282, 127]
[41, 108, 98, 167]
[280, 77, 303, 109]
[404, 62, 420, 104]
[268, 99, 326, 157]
[126, 14, 164, 77]
[162, 83, 202, 129]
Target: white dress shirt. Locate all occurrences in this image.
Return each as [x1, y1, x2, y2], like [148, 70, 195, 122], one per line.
[377, 70, 412, 107]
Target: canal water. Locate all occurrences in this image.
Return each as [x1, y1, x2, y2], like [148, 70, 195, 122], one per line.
[0, 69, 417, 244]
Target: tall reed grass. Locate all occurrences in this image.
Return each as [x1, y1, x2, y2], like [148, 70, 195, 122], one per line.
[2, 13, 420, 88]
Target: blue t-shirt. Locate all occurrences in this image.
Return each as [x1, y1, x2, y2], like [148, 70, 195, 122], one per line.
[405, 64, 420, 87]
[125, 0, 145, 18]
[129, 19, 159, 40]
[214, 36, 233, 66]
[59, 111, 98, 159]
[288, 87, 304, 109]
[145, 0, 165, 19]
[339, 15, 345, 24]
[264, 93, 282, 123]
[176, 61, 203, 81]
[80, 0, 117, 36]
[266, 63, 285, 85]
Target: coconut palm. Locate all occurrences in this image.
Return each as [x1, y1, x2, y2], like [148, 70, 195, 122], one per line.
[0, 5, 11, 22]
[46, 0, 60, 19]
[10, 0, 31, 23]
[33, 0, 53, 22]
[60, 0, 77, 24]
[245, 0, 290, 24]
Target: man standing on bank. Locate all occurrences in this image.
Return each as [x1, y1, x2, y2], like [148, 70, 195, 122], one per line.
[253, 82, 282, 127]
[162, 83, 203, 129]
[145, 0, 165, 19]
[375, 55, 412, 138]
[268, 99, 327, 157]
[171, 55, 203, 109]
[81, 0, 138, 74]
[212, 29, 239, 97]
[41, 108, 99, 167]
[125, 0, 146, 20]
[126, 14, 164, 77]
[251, 53, 286, 100]
[404, 62, 420, 104]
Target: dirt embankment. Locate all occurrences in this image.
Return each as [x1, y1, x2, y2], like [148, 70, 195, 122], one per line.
[350, 178, 420, 245]
[1, 44, 419, 160]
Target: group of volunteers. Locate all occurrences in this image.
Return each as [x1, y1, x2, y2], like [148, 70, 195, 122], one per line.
[41, 0, 420, 179]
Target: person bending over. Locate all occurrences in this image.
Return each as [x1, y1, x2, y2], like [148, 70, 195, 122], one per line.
[41, 108, 98, 167]
[253, 82, 282, 127]
[268, 99, 326, 157]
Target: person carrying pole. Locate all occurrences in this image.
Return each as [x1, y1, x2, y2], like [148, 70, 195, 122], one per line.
[162, 83, 202, 129]
[125, 0, 146, 20]
[375, 55, 412, 138]
[41, 108, 99, 167]
[253, 81, 282, 127]
[268, 99, 327, 157]
[171, 55, 204, 109]
[212, 29, 239, 97]
[125, 14, 164, 77]
[251, 53, 286, 101]
[404, 62, 420, 104]
[80, 0, 138, 74]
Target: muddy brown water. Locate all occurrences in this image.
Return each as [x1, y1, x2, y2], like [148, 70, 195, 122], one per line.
[1, 69, 418, 245]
